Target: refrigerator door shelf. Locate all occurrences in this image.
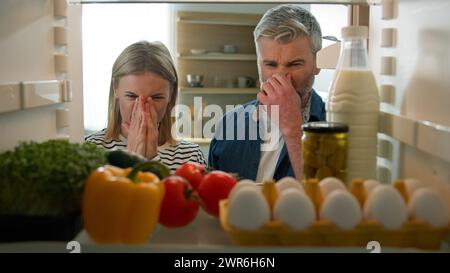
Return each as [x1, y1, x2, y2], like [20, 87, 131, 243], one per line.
[0, 80, 72, 114]
[379, 112, 450, 163]
[22, 80, 63, 109]
[0, 83, 21, 113]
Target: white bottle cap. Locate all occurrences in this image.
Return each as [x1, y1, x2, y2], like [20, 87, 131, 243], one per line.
[341, 26, 368, 39]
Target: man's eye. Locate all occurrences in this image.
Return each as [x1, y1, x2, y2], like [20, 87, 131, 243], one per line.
[152, 96, 165, 100]
[265, 63, 276, 67]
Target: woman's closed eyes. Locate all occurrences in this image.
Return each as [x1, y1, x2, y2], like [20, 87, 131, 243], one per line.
[124, 91, 166, 101]
[124, 91, 138, 100]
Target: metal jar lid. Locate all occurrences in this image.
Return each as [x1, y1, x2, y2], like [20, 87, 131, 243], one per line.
[302, 121, 349, 133]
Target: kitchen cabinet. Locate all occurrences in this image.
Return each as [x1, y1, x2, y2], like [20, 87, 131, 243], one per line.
[176, 11, 261, 142]
[177, 11, 261, 89]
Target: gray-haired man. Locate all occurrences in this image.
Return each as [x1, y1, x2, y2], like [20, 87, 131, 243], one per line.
[209, 5, 326, 181]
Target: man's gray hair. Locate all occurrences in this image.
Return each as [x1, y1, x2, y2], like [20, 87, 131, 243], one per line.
[254, 4, 322, 54]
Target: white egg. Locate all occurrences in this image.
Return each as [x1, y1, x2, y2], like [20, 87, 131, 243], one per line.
[403, 178, 425, 197]
[320, 189, 362, 230]
[363, 179, 380, 195]
[319, 177, 347, 198]
[364, 185, 407, 229]
[274, 188, 315, 230]
[227, 187, 270, 231]
[228, 179, 257, 202]
[276, 177, 304, 194]
[408, 188, 450, 228]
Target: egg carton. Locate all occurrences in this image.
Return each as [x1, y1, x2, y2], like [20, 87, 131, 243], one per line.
[219, 179, 450, 250]
[219, 200, 450, 249]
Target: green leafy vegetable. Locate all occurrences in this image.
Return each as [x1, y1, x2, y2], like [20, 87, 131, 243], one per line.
[0, 139, 107, 216]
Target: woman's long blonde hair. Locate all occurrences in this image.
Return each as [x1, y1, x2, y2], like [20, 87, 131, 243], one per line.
[105, 41, 178, 145]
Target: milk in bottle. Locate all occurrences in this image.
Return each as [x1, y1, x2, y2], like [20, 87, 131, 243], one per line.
[326, 26, 380, 183]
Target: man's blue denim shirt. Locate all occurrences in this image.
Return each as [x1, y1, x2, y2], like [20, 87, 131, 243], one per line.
[208, 89, 326, 180]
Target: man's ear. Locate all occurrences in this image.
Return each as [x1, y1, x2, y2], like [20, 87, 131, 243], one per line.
[313, 56, 321, 75]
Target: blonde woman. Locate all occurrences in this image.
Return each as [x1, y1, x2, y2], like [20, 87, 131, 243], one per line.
[86, 41, 206, 171]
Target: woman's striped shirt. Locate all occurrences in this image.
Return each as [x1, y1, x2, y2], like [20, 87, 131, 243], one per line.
[85, 129, 207, 172]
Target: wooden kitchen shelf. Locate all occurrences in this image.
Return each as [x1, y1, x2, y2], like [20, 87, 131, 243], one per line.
[177, 18, 259, 27]
[177, 11, 260, 89]
[177, 10, 260, 26]
[180, 87, 258, 95]
[177, 11, 260, 139]
[179, 53, 256, 61]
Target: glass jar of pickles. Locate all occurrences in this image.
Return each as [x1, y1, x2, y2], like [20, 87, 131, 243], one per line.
[302, 122, 349, 183]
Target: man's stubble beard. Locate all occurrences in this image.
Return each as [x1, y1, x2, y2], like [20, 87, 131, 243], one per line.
[297, 74, 316, 107]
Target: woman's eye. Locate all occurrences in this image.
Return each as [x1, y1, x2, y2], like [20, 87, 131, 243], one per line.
[126, 94, 138, 99]
[152, 96, 165, 100]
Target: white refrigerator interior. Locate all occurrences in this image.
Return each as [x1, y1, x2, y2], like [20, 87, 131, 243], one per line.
[0, 0, 449, 251]
[0, 0, 449, 195]
[369, 0, 450, 206]
[0, 0, 83, 151]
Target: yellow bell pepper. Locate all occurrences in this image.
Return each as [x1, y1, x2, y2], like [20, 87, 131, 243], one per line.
[82, 164, 165, 244]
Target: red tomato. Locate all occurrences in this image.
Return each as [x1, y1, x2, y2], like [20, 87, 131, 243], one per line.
[174, 162, 206, 191]
[198, 171, 237, 217]
[159, 176, 199, 228]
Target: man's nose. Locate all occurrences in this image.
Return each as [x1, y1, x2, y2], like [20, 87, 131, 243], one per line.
[274, 66, 289, 76]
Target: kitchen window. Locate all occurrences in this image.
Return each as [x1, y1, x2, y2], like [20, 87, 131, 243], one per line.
[82, 3, 172, 134]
